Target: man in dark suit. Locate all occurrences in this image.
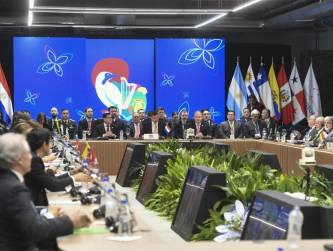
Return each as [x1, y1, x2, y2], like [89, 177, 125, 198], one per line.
[174, 110, 190, 139]
[108, 106, 127, 136]
[0, 133, 90, 251]
[240, 107, 251, 125]
[77, 107, 96, 139]
[128, 112, 142, 139]
[187, 111, 209, 138]
[202, 109, 215, 137]
[92, 112, 120, 139]
[47, 107, 61, 134]
[261, 109, 277, 136]
[246, 109, 267, 138]
[217, 110, 243, 139]
[247, 95, 264, 114]
[25, 128, 91, 206]
[141, 111, 167, 137]
[59, 108, 77, 139]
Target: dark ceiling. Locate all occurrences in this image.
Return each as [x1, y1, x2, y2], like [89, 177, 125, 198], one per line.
[0, 0, 332, 35]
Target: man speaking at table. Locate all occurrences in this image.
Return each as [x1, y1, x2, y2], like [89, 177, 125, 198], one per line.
[0, 133, 90, 251]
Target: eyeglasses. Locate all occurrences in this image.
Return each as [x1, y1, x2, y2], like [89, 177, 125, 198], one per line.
[134, 116, 139, 118]
[203, 113, 209, 115]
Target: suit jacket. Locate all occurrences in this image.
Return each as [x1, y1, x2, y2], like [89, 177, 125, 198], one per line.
[92, 123, 119, 139]
[219, 120, 243, 138]
[47, 118, 61, 134]
[0, 167, 73, 251]
[173, 120, 190, 139]
[59, 119, 77, 139]
[245, 119, 267, 138]
[141, 118, 167, 137]
[129, 122, 142, 139]
[263, 118, 277, 135]
[77, 118, 96, 139]
[24, 154, 73, 206]
[303, 126, 317, 141]
[113, 118, 127, 132]
[187, 120, 209, 137]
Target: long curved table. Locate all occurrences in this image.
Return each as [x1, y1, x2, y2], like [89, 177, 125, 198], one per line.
[78, 139, 333, 176]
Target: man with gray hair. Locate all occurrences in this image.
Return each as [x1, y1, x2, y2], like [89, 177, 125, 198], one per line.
[0, 133, 90, 250]
[245, 109, 267, 138]
[323, 116, 333, 142]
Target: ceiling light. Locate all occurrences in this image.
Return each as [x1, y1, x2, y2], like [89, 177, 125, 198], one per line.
[194, 13, 228, 28]
[232, 0, 267, 12]
[29, 0, 35, 9]
[32, 6, 230, 15]
[28, 11, 33, 26]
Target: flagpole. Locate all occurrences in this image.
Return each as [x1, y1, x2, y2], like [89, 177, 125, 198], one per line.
[237, 56, 239, 64]
[282, 56, 284, 65]
[260, 56, 263, 66]
[249, 56, 252, 65]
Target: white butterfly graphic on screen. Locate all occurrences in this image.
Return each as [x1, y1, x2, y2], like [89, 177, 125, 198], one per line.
[178, 39, 224, 70]
[37, 45, 73, 77]
[160, 72, 175, 87]
[24, 90, 39, 106]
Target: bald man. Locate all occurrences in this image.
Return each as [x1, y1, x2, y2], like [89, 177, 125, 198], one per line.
[188, 111, 209, 138]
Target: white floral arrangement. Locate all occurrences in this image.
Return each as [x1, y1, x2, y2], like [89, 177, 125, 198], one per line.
[214, 200, 248, 243]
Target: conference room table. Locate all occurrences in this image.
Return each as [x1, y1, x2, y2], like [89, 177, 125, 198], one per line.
[78, 139, 333, 176]
[52, 182, 331, 251]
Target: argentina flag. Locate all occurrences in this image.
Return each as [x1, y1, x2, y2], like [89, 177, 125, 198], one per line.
[227, 63, 247, 119]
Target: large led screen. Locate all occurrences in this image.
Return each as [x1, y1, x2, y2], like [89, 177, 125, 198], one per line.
[155, 38, 225, 123]
[14, 37, 154, 122]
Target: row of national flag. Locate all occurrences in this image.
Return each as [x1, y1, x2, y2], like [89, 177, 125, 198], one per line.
[227, 58, 322, 125]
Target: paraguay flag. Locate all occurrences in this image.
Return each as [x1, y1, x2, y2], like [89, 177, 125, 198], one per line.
[0, 64, 13, 125]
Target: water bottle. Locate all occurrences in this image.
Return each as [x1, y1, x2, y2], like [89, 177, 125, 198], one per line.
[105, 189, 118, 232]
[119, 130, 124, 140]
[100, 177, 110, 206]
[82, 131, 87, 140]
[276, 131, 281, 142]
[290, 132, 295, 144]
[118, 199, 131, 236]
[287, 206, 304, 249]
[262, 128, 267, 139]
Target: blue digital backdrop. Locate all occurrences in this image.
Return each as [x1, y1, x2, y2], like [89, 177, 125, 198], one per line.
[14, 37, 154, 122]
[14, 37, 225, 122]
[155, 38, 225, 123]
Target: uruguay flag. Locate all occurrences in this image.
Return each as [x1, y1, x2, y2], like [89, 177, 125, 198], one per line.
[0, 64, 13, 125]
[255, 64, 275, 117]
[227, 63, 247, 119]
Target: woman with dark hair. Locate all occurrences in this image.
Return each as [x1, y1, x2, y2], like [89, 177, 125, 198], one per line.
[36, 112, 49, 129]
[24, 128, 90, 206]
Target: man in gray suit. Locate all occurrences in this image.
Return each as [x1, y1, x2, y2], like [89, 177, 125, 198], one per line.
[303, 115, 317, 141]
[217, 110, 243, 139]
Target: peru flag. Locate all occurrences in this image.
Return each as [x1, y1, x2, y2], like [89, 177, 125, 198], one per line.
[277, 63, 294, 125]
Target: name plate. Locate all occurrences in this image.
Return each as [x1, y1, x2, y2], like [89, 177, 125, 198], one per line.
[143, 134, 159, 140]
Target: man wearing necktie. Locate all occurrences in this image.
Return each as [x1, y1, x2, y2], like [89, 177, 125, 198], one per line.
[92, 112, 118, 139]
[129, 112, 141, 139]
[187, 111, 208, 139]
[245, 109, 266, 138]
[78, 107, 96, 139]
[141, 111, 167, 137]
[218, 110, 243, 139]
